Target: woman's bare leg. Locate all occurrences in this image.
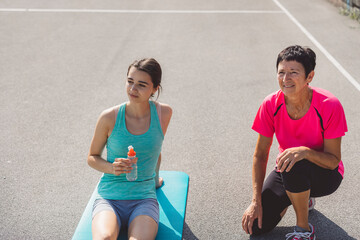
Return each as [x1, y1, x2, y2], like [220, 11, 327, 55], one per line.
[92, 211, 120, 240]
[128, 215, 158, 240]
[286, 189, 311, 231]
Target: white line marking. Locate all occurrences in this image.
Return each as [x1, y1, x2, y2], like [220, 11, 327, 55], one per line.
[0, 8, 283, 14]
[273, 0, 360, 92]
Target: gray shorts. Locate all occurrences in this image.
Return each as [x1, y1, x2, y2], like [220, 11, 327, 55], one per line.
[92, 198, 159, 229]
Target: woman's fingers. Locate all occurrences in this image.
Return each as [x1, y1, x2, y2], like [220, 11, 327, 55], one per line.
[277, 147, 307, 172]
[113, 158, 133, 175]
[242, 204, 261, 235]
[247, 217, 253, 235]
[130, 157, 138, 164]
[280, 158, 291, 172]
[241, 215, 247, 233]
[242, 215, 250, 234]
[277, 150, 296, 172]
[285, 158, 296, 172]
[277, 151, 288, 170]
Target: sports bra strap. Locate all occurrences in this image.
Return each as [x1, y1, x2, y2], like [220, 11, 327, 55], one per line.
[156, 102, 162, 126]
[114, 105, 120, 123]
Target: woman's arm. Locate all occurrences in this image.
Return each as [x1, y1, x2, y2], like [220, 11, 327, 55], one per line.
[277, 137, 342, 172]
[252, 134, 273, 204]
[155, 103, 173, 188]
[155, 154, 162, 188]
[87, 108, 134, 175]
[158, 103, 173, 135]
[242, 134, 273, 234]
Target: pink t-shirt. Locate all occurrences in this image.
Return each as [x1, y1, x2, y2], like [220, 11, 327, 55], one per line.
[252, 87, 348, 177]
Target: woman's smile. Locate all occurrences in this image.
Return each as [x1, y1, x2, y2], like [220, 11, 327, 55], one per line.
[283, 84, 295, 88]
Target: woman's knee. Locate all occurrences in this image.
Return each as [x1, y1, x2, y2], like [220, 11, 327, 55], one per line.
[92, 211, 119, 240]
[251, 206, 284, 236]
[93, 231, 117, 240]
[281, 160, 312, 193]
[128, 215, 158, 240]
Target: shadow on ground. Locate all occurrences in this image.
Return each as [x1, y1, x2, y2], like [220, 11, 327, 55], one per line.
[182, 221, 199, 240]
[249, 209, 355, 239]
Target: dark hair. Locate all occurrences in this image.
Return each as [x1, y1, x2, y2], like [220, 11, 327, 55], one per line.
[127, 58, 162, 99]
[276, 45, 316, 77]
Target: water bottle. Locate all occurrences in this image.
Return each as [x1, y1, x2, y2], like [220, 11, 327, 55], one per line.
[126, 145, 137, 181]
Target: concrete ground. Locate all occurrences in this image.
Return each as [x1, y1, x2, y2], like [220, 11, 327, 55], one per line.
[0, 0, 359, 239]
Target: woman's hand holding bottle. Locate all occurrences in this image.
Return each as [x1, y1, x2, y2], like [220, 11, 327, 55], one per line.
[112, 157, 138, 176]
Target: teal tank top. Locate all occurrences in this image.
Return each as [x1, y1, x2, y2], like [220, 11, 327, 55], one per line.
[95, 101, 164, 200]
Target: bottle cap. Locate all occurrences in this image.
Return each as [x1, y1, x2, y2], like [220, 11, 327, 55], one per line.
[127, 145, 136, 157]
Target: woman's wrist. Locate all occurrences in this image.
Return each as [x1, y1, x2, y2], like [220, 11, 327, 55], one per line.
[302, 146, 311, 160]
[251, 195, 262, 205]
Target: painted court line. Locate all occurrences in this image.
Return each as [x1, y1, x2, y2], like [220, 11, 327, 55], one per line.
[2, 5, 358, 91]
[273, 0, 360, 92]
[0, 8, 283, 14]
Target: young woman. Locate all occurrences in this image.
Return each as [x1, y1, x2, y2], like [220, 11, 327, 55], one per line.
[242, 45, 347, 239]
[88, 58, 172, 240]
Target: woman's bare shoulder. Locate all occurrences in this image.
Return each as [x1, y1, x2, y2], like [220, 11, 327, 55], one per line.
[155, 102, 172, 135]
[157, 102, 172, 116]
[98, 105, 121, 126]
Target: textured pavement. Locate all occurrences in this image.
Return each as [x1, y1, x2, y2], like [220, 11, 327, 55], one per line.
[1, 0, 359, 239]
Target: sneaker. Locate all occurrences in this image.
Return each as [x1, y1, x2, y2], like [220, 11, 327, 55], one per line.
[285, 223, 316, 240]
[308, 198, 316, 211]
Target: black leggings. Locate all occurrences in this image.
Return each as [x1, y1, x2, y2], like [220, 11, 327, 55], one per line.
[252, 159, 343, 235]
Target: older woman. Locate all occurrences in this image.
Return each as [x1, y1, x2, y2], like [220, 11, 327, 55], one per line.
[242, 45, 347, 239]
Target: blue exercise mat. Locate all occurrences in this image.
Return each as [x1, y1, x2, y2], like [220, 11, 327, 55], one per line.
[72, 171, 189, 240]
